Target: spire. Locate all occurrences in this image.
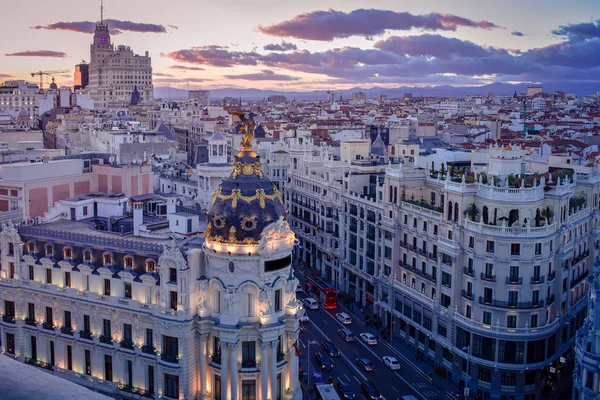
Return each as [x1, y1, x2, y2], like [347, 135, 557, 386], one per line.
[101, 0, 104, 22]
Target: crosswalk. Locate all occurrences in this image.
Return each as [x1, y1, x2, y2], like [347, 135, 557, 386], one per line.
[411, 381, 444, 399]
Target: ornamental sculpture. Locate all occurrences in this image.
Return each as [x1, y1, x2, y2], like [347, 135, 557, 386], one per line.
[230, 111, 256, 151]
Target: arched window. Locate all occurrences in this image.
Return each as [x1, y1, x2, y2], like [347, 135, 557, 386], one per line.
[393, 187, 398, 204]
[146, 259, 156, 272]
[63, 247, 72, 259]
[482, 206, 489, 224]
[124, 256, 133, 268]
[389, 186, 393, 202]
[45, 244, 53, 256]
[454, 203, 459, 222]
[103, 253, 112, 265]
[83, 250, 92, 262]
[27, 242, 35, 253]
[447, 201, 453, 221]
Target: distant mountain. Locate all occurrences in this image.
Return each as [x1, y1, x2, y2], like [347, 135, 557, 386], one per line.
[154, 82, 599, 101]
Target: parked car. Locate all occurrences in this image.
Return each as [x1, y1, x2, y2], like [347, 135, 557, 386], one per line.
[335, 377, 356, 399]
[355, 357, 374, 372]
[299, 314, 309, 322]
[337, 328, 356, 342]
[360, 332, 378, 345]
[302, 297, 318, 310]
[360, 380, 382, 399]
[315, 351, 334, 370]
[335, 312, 352, 324]
[296, 284, 303, 292]
[322, 341, 340, 357]
[382, 356, 401, 370]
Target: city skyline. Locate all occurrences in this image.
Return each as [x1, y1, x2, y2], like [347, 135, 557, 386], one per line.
[1, 0, 600, 91]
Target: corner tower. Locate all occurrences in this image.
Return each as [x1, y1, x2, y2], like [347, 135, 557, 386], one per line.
[197, 114, 302, 400]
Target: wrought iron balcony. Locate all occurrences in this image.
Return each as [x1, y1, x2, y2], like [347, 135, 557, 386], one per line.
[25, 317, 37, 327]
[571, 270, 590, 288]
[42, 322, 54, 331]
[120, 340, 134, 350]
[2, 314, 15, 324]
[79, 330, 93, 340]
[506, 277, 523, 285]
[428, 252, 438, 261]
[462, 290, 474, 300]
[60, 326, 74, 335]
[463, 267, 475, 278]
[142, 345, 156, 355]
[531, 276, 545, 284]
[548, 271, 556, 281]
[480, 273, 496, 282]
[99, 335, 113, 345]
[160, 353, 179, 364]
[547, 295, 555, 305]
[479, 297, 544, 309]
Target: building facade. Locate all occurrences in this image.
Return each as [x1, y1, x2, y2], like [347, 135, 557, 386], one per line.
[88, 17, 153, 110]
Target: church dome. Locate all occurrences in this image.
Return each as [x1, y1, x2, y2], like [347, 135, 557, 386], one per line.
[49, 78, 58, 90]
[205, 147, 285, 245]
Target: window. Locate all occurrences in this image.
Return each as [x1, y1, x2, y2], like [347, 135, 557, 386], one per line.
[63, 247, 72, 259]
[214, 375, 222, 400]
[124, 283, 132, 299]
[83, 250, 92, 262]
[535, 243, 542, 255]
[483, 288, 493, 303]
[104, 355, 113, 381]
[507, 315, 517, 328]
[83, 206, 88, 216]
[510, 243, 520, 255]
[483, 311, 492, 325]
[5, 333, 15, 355]
[531, 314, 538, 328]
[104, 279, 111, 296]
[214, 290, 221, 313]
[163, 335, 179, 362]
[27, 242, 35, 252]
[485, 263, 494, 278]
[28, 265, 34, 280]
[170, 291, 177, 310]
[123, 323, 132, 345]
[103, 253, 112, 264]
[45, 307, 53, 325]
[442, 272, 452, 288]
[469, 236, 474, 248]
[508, 291, 518, 306]
[246, 293, 255, 317]
[146, 260, 155, 272]
[84, 349, 91, 375]
[64, 272, 71, 288]
[486, 240, 495, 253]
[440, 294, 451, 308]
[242, 341, 256, 367]
[148, 365, 155, 394]
[478, 367, 491, 382]
[275, 289, 282, 312]
[124, 256, 133, 268]
[466, 305, 472, 318]
[46, 269, 52, 284]
[169, 268, 177, 282]
[509, 266, 519, 282]
[27, 303, 35, 321]
[83, 315, 90, 333]
[242, 380, 256, 400]
[67, 345, 72, 370]
[501, 372, 516, 386]
[164, 374, 179, 398]
[64, 310, 72, 329]
[525, 371, 537, 386]
[103, 319, 111, 338]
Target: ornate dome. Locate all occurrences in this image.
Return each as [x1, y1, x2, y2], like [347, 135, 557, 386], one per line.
[205, 124, 285, 245]
[49, 77, 58, 90]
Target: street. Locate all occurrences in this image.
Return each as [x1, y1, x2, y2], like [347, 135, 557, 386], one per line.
[296, 285, 456, 400]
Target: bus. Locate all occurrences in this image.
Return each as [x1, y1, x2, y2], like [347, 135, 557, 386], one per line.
[305, 277, 337, 309]
[315, 383, 342, 400]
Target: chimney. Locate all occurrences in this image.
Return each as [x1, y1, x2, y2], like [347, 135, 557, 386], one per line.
[167, 197, 177, 215]
[133, 202, 143, 236]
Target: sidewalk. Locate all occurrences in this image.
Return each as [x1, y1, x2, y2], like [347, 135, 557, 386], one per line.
[338, 301, 461, 400]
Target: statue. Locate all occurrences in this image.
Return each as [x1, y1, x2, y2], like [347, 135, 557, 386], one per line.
[258, 217, 292, 254]
[223, 288, 239, 317]
[230, 111, 256, 150]
[198, 280, 210, 311]
[259, 287, 274, 315]
[286, 281, 298, 307]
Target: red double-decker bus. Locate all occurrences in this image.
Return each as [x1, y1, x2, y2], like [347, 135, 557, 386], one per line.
[305, 277, 337, 309]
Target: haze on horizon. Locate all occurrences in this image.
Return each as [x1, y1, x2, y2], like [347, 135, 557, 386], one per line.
[1, 0, 599, 92]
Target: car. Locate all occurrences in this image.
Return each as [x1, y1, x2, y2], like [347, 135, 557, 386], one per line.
[360, 380, 382, 399]
[336, 312, 352, 324]
[337, 328, 356, 342]
[302, 297, 318, 310]
[355, 357, 374, 372]
[383, 356, 401, 370]
[335, 377, 356, 399]
[296, 284, 303, 292]
[322, 341, 340, 357]
[315, 351, 334, 370]
[299, 314, 309, 322]
[360, 332, 378, 345]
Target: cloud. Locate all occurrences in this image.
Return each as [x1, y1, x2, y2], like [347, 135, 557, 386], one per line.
[224, 69, 300, 81]
[168, 25, 179, 30]
[511, 31, 524, 37]
[153, 77, 209, 84]
[373, 35, 503, 59]
[168, 65, 205, 71]
[263, 41, 297, 51]
[552, 19, 600, 40]
[30, 19, 170, 35]
[258, 9, 500, 41]
[0, 73, 13, 78]
[5, 50, 68, 58]
[161, 45, 259, 67]
[153, 72, 174, 77]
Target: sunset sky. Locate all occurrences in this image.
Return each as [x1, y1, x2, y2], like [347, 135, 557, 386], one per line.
[1, 0, 599, 90]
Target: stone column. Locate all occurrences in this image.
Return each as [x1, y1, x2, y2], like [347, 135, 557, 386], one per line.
[220, 343, 229, 400]
[270, 341, 278, 400]
[261, 342, 269, 400]
[290, 346, 298, 394]
[230, 343, 238, 400]
[199, 334, 208, 398]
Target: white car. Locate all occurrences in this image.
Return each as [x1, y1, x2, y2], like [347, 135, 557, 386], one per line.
[296, 284, 303, 293]
[383, 356, 401, 370]
[335, 312, 352, 325]
[360, 332, 377, 345]
[299, 315, 309, 322]
[302, 297, 318, 310]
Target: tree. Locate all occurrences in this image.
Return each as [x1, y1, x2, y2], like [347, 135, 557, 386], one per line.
[440, 163, 446, 177]
[464, 203, 479, 221]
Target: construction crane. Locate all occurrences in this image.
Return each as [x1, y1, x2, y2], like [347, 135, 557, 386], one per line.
[30, 70, 70, 89]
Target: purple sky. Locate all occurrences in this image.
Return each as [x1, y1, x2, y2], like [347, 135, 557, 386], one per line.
[1, 0, 600, 90]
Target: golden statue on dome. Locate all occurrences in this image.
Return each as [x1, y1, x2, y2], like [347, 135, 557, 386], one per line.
[230, 111, 256, 151]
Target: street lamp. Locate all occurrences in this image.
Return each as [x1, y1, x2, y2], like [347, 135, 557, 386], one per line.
[462, 346, 471, 400]
[306, 340, 318, 390]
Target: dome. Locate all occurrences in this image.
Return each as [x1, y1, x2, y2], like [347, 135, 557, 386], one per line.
[49, 77, 58, 90]
[205, 148, 285, 245]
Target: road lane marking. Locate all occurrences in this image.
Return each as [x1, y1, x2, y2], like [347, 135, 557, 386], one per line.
[322, 320, 328, 325]
[353, 375, 361, 383]
[344, 373, 351, 382]
[300, 340, 306, 349]
[391, 385, 399, 392]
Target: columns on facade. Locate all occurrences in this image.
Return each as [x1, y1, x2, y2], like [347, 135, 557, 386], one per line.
[199, 334, 208, 398]
[261, 341, 269, 400]
[270, 340, 279, 400]
[220, 342, 229, 400]
[230, 342, 238, 400]
[289, 343, 298, 395]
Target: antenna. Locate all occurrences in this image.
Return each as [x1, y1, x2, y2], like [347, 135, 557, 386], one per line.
[101, 0, 104, 22]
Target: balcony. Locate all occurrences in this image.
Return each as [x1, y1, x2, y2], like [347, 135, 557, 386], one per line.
[573, 250, 590, 265]
[25, 318, 37, 327]
[60, 326, 74, 336]
[531, 276, 545, 284]
[120, 340, 134, 350]
[42, 322, 54, 331]
[211, 353, 221, 365]
[548, 271, 556, 281]
[547, 295, 555, 305]
[462, 290, 474, 300]
[160, 353, 179, 364]
[505, 277, 523, 285]
[2, 314, 16, 324]
[241, 360, 257, 369]
[99, 335, 113, 345]
[428, 252, 438, 261]
[79, 330, 93, 340]
[479, 297, 544, 309]
[571, 270, 590, 289]
[480, 273, 496, 282]
[463, 267, 475, 278]
[142, 345, 156, 355]
[400, 241, 408, 249]
[418, 248, 427, 256]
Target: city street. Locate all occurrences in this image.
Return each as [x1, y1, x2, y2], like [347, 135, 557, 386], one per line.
[296, 285, 456, 400]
